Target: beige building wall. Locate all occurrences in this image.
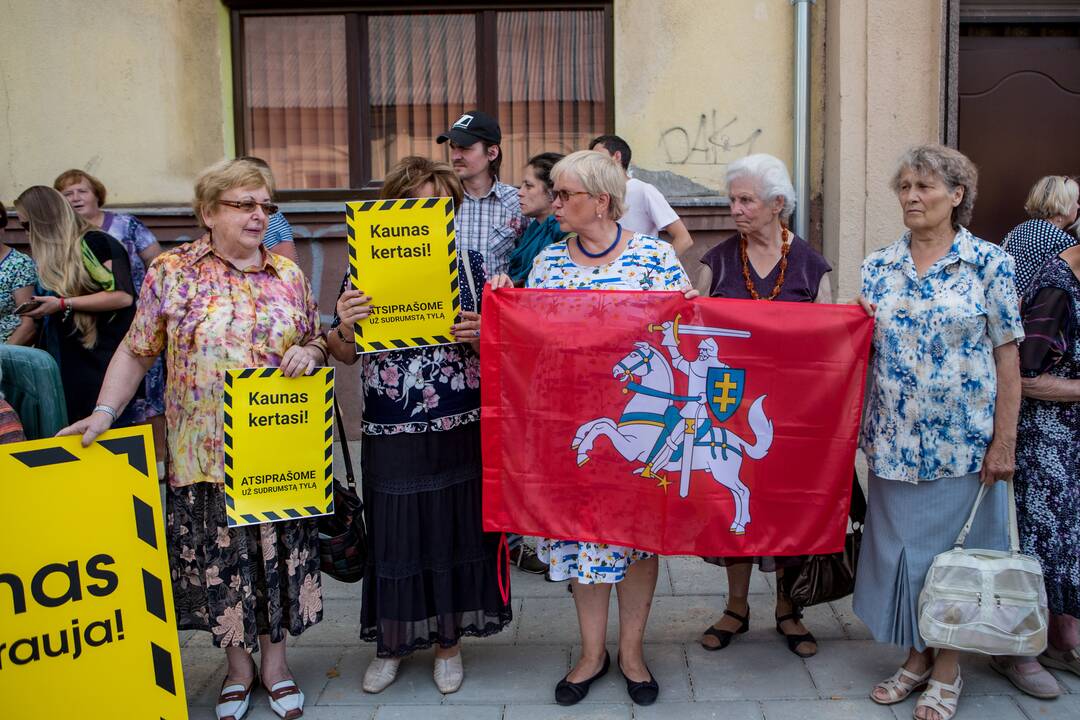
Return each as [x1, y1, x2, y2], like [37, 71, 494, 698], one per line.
[613, 0, 827, 199]
[0, 0, 230, 206]
[824, 0, 946, 299]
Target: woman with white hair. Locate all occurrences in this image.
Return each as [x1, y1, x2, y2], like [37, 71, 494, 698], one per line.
[490, 150, 694, 707]
[695, 153, 832, 660]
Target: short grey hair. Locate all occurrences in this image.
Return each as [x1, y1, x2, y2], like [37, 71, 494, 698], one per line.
[725, 154, 796, 223]
[551, 150, 627, 220]
[890, 144, 978, 228]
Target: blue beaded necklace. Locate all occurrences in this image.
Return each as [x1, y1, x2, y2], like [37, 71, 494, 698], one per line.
[576, 222, 623, 259]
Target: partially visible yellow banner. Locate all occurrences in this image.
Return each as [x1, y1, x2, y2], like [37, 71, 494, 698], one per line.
[0, 427, 187, 720]
[224, 367, 334, 527]
[346, 197, 459, 353]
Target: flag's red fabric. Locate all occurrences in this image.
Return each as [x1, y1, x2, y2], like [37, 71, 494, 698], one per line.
[481, 288, 874, 556]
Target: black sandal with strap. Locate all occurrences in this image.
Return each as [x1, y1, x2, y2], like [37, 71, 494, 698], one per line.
[700, 608, 750, 651]
[775, 610, 817, 658]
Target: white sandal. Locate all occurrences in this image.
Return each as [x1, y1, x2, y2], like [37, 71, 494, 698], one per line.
[914, 667, 963, 720]
[870, 665, 932, 705]
[264, 679, 304, 719]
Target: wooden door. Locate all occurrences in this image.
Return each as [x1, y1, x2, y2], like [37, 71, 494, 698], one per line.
[958, 30, 1080, 242]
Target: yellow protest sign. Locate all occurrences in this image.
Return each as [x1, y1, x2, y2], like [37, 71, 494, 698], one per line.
[346, 196, 460, 352]
[224, 367, 334, 527]
[0, 426, 186, 720]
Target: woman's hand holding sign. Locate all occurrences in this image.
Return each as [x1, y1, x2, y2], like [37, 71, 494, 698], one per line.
[337, 289, 373, 326]
[451, 311, 482, 349]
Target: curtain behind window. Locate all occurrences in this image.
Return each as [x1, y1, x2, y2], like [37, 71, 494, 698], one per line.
[496, 10, 608, 182]
[368, 14, 477, 180]
[243, 15, 350, 190]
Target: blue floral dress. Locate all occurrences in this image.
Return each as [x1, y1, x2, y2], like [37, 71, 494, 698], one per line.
[527, 233, 688, 583]
[1015, 256, 1080, 618]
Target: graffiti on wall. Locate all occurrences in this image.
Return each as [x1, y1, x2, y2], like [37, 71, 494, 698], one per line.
[659, 111, 763, 166]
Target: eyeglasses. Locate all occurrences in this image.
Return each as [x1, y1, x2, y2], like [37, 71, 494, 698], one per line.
[553, 189, 591, 203]
[218, 199, 279, 215]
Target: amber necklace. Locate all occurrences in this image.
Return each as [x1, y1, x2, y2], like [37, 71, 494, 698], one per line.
[740, 225, 791, 301]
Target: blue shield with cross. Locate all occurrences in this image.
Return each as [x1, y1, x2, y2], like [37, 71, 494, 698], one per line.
[706, 367, 746, 422]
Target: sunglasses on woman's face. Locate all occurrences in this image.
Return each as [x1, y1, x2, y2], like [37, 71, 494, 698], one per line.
[218, 199, 279, 216]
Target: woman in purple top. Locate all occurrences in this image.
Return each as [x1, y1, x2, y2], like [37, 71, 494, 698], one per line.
[695, 153, 832, 660]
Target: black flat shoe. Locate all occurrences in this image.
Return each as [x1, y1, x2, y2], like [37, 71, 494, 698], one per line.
[775, 610, 817, 658]
[618, 654, 659, 706]
[701, 608, 750, 651]
[555, 651, 610, 706]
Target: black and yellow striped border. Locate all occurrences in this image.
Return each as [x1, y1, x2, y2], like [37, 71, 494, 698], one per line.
[10, 432, 181, 710]
[346, 196, 459, 352]
[223, 367, 335, 527]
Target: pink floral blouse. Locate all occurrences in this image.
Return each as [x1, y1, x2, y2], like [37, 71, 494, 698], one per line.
[126, 234, 324, 487]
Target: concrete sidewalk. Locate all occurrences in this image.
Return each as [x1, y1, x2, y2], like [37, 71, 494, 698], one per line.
[179, 554, 1079, 720]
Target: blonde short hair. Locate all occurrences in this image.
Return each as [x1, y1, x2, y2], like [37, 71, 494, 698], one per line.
[1024, 176, 1079, 220]
[551, 150, 627, 220]
[891, 144, 978, 228]
[192, 159, 269, 229]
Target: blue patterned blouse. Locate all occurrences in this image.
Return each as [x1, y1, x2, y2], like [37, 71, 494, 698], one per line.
[860, 227, 1024, 483]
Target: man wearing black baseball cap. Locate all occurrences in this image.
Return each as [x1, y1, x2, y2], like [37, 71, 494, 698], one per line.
[437, 110, 525, 277]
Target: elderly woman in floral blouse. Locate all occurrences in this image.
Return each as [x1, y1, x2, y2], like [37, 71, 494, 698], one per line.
[326, 156, 511, 697]
[854, 145, 1023, 720]
[61, 158, 328, 720]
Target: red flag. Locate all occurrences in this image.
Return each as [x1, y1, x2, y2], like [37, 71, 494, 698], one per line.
[480, 288, 873, 556]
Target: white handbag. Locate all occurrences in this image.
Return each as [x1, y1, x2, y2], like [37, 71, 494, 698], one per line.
[917, 478, 1048, 656]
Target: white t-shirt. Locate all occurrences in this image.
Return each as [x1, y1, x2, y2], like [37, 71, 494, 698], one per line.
[619, 177, 679, 237]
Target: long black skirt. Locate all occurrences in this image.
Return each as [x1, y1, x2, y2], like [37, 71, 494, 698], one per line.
[360, 423, 512, 657]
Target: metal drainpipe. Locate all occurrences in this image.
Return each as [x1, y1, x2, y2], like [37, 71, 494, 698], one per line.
[791, 0, 815, 240]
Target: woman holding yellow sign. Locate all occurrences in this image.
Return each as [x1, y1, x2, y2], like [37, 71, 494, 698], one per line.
[327, 156, 511, 696]
[60, 158, 329, 720]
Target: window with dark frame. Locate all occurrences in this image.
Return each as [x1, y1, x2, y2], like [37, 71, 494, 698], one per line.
[231, 3, 613, 198]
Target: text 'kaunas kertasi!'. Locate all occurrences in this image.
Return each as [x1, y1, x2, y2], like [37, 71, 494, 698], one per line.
[248, 391, 309, 427]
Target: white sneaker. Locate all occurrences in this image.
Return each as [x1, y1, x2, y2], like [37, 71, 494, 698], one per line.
[362, 657, 401, 693]
[433, 653, 464, 694]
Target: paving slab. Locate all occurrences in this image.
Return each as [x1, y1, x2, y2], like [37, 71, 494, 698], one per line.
[185, 645, 342, 710]
[802, 639, 904, 699]
[180, 646, 228, 707]
[291, 598, 362, 646]
[245, 706, 376, 720]
[1047, 664, 1080, 693]
[443, 645, 571, 705]
[762, 698, 894, 719]
[633, 700, 761, 720]
[828, 595, 875, 641]
[505, 703, 633, 720]
[319, 648, 445, 706]
[888, 692, 1027, 720]
[1014, 693, 1080, 719]
[568, 643, 692, 703]
[686, 640, 817, 700]
[666, 556, 773, 596]
[374, 705, 503, 720]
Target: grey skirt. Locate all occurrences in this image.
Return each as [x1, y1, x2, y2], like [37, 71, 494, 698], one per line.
[853, 471, 1008, 651]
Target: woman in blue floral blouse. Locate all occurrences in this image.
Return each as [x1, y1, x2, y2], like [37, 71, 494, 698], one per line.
[853, 145, 1023, 720]
[326, 157, 511, 697]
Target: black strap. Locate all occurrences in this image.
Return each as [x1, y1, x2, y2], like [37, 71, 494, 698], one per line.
[333, 396, 355, 490]
[849, 469, 867, 527]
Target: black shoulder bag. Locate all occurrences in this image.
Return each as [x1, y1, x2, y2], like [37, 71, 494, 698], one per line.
[783, 469, 867, 607]
[317, 398, 368, 583]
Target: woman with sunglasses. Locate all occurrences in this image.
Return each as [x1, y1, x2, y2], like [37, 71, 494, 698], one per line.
[491, 150, 695, 707]
[60, 158, 328, 720]
[13, 186, 138, 423]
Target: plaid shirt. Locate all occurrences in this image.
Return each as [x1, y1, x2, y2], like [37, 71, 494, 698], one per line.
[456, 179, 526, 276]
